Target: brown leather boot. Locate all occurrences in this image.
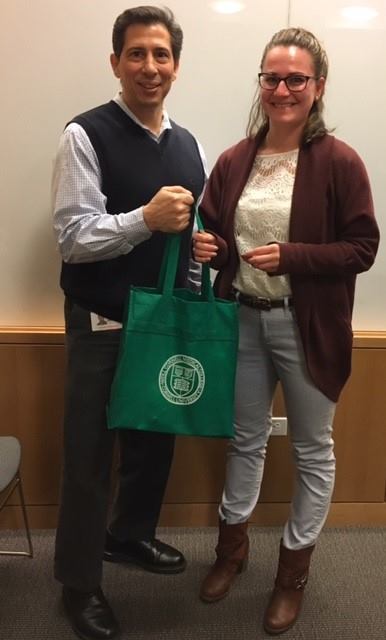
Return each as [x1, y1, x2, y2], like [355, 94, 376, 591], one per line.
[263, 540, 315, 635]
[200, 520, 249, 603]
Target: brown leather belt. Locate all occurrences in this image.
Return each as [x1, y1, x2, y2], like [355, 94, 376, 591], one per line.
[237, 292, 293, 311]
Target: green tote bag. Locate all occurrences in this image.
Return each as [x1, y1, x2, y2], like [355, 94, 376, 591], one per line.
[107, 213, 239, 438]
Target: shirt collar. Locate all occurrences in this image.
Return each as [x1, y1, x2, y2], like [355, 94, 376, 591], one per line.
[113, 92, 172, 141]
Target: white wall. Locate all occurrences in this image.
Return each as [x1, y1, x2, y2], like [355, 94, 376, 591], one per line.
[289, 0, 386, 329]
[0, 0, 384, 329]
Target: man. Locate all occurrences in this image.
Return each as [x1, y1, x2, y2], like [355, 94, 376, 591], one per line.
[52, 6, 206, 639]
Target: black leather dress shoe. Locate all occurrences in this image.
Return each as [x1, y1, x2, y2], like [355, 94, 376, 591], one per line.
[62, 586, 119, 640]
[104, 533, 186, 574]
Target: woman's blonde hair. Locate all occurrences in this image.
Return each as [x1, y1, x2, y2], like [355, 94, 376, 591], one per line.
[246, 27, 329, 144]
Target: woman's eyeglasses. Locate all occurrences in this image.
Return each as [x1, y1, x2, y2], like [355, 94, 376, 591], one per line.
[258, 73, 316, 92]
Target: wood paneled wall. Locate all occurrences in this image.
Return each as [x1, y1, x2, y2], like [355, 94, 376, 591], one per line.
[1, 329, 385, 529]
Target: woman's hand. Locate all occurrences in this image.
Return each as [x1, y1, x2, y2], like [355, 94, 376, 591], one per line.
[192, 231, 218, 263]
[241, 243, 280, 273]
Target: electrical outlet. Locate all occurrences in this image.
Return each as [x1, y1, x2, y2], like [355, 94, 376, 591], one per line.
[271, 417, 287, 436]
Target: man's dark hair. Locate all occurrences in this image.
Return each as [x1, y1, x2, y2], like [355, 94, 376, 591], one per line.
[112, 6, 183, 61]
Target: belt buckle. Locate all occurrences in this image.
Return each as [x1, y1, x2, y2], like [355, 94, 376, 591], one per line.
[256, 297, 271, 310]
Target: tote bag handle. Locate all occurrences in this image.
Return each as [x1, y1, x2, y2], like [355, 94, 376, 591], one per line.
[158, 206, 214, 301]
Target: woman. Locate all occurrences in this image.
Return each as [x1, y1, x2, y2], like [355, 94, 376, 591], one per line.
[193, 28, 379, 635]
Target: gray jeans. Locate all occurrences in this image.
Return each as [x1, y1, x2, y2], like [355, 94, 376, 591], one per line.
[220, 303, 336, 549]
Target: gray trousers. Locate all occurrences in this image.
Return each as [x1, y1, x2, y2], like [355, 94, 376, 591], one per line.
[220, 304, 336, 550]
[54, 300, 175, 590]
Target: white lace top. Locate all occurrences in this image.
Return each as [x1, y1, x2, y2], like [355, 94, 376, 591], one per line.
[233, 148, 298, 299]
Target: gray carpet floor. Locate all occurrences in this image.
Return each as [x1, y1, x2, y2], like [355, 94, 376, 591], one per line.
[0, 526, 385, 639]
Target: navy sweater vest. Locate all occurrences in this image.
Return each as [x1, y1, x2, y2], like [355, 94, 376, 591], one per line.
[60, 101, 205, 321]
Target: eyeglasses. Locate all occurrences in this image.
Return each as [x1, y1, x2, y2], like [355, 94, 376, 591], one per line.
[258, 73, 316, 92]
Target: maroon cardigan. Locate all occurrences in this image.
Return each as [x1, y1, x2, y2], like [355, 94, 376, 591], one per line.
[200, 134, 379, 401]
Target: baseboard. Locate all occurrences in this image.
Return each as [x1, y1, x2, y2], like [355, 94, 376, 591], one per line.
[1, 329, 385, 532]
[160, 502, 386, 526]
[1, 502, 386, 530]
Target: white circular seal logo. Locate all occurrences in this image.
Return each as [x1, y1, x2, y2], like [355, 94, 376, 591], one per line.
[158, 354, 205, 405]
